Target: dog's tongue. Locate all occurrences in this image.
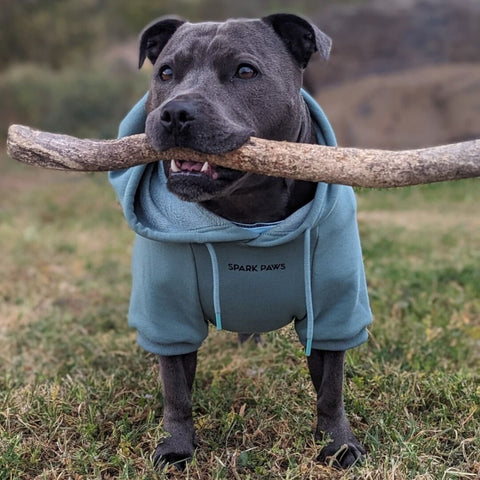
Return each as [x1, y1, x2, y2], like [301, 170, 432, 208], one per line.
[181, 161, 204, 172]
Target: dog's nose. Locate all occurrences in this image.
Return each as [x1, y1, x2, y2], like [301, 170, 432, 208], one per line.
[160, 100, 196, 133]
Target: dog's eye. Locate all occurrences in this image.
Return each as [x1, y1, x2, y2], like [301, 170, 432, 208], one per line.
[159, 65, 173, 82]
[235, 64, 258, 80]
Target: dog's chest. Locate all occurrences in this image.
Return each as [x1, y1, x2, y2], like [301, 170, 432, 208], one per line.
[191, 238, 308, 332]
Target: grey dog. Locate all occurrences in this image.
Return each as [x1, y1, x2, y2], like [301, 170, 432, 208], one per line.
[114, 13, 370, 470]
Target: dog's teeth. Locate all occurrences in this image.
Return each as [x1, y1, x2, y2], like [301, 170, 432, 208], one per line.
[170, 159, 181, 172]
[200, 161, 209, 172]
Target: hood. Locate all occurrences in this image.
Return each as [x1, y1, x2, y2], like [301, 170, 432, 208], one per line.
[109, 89, 338, 247]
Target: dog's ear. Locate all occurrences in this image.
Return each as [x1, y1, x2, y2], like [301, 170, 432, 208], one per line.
[262, 13, 331, 68]
[139, 16, 186, 68]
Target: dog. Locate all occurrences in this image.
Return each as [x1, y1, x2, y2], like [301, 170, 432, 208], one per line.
[109, 13, 372, 470]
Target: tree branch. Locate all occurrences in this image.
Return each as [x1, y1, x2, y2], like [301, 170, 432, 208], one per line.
[6, 124, 480, 188]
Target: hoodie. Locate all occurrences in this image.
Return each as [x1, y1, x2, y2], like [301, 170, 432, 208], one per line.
[109, 90, 372, 356]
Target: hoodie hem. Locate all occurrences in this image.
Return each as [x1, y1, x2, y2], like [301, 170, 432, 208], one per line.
[137, 334, 203, 356]
[305, 328, 369, 352]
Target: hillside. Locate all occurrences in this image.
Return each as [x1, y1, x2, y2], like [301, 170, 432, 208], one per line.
[316, 64, 480, 149]
[305, 0, 480, 148]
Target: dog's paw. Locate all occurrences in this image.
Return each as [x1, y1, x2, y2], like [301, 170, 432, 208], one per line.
[317, 441, 365, 469]
[152, 439, 195, 471]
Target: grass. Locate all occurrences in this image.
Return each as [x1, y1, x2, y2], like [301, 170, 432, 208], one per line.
[1, 156, 479, 479]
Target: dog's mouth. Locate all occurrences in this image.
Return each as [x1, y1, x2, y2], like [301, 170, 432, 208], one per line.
[169, 159, 219, 180]
[164, 158, 246, 202]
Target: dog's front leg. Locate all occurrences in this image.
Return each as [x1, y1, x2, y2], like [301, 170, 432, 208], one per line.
[153, 351, 198, 470]
[307, 349, 365, 468]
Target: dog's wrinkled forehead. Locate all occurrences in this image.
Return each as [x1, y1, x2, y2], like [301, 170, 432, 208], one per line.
[157, 19, 295, 71]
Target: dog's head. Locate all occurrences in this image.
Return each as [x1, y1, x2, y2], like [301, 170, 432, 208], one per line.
[139, 14, 331, 202]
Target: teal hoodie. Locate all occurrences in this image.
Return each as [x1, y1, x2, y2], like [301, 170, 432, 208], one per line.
[109, 90, 372, 356]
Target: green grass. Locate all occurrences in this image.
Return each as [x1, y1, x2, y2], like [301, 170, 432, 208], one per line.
[1, 157, 479, 479]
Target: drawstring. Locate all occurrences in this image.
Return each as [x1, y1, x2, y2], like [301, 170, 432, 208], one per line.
[303, 229, 314, 356]
[206, 243, 222, 330]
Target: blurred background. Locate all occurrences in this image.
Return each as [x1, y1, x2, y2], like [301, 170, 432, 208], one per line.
[2, 5, 479, 478]
[2, 0, 480, 148]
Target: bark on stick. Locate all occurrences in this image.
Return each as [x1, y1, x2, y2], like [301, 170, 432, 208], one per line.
[6, 124, 480, 188]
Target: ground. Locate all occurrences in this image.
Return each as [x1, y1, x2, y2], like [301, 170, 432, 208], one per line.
[0, 158, 479, 479]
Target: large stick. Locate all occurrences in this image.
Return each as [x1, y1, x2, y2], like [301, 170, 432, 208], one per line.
[6, 124, 480, 188]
